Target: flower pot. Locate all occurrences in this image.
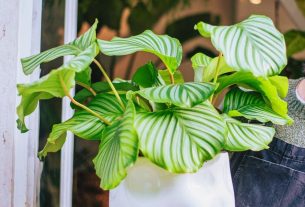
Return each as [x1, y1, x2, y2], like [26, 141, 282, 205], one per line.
[110, 152, 235, 207]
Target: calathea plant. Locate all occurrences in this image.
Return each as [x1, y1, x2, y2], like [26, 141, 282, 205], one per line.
[17, 15, 292, 190]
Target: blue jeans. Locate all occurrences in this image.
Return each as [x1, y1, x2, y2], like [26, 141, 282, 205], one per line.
[231, 138, 305, 207]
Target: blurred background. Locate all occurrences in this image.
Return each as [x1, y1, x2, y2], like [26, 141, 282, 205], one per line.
[39, 0, 305, 206]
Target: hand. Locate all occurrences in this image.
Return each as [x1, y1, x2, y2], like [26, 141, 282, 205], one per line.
[297, 79, 305, 102]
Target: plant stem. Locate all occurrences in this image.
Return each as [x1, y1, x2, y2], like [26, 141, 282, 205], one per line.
[76, 81, 97, 96]
[59, 74, 111, 125]
[169, 72, 175, 84]
[210, 53, 222, 102]
[165, 63, 175, 84]
[93, 59, 125, 110]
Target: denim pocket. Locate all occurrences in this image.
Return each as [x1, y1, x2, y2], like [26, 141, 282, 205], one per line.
[233, 155, 305, 207]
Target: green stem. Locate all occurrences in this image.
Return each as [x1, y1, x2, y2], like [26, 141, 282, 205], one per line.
[169, 72, 175, 84]
[76, 81, 97, 96]
[93, 59, 125, 110]
[209, 53, 222, 102]
[59, 74, 111, 125]
[165, 63, 174, 84]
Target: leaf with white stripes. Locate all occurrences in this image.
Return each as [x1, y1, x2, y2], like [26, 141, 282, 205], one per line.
[191, 53, 212, 82]
[17, 44, 98, 132]
[98, 30, 182, 73]
[216, 72, 288, 116]
[58, 43, 98, 72]
[21, 19, 98, 75]
[38, 94, 127, 158]
[134, 101, 225, 173]
[93, 101, 138, 190]
[223, 115, 275, 151]
[195, 15, 287, 77]
[136, 82, 216, 107]
[191, 53, 234, 82]
[223, 87, 293, 125]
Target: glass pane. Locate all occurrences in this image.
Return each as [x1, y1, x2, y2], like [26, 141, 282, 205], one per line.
[39, 0, 65, 207]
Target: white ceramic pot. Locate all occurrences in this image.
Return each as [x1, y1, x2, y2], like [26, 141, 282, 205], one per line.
[110, 152, 235, 207]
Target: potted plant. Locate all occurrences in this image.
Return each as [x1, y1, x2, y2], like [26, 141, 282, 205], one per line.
[17, 15, 292, 206]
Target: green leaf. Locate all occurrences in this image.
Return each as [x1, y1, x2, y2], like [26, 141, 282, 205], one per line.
[195, 15, 287, 77]
[17, 69, 75, 132]
[73, 82, 138, 106]
[38, 134, 67, 160]
[70, 20, 98, 50]
[135, 101, 225, 173]
[284, 30, 305, 57]
[216, 72, 288, 116]
[38, 94, 127, 158]
[136, 82, 216, 107]
[58, 43, 98, 72]
[268, 75, 289, 98]
[132, 62, 160, 88]
[191, 53, 234, 82]
[75, 67, 92, 86]
[222, 115, 275, 151]
[191, 53, 212, 82]
[223, 88, 293, 125]
[158, 70, 184, 85]
[93, 101, 138, 190]
[98, 30, 183, 73]
[17, 43, 98, 132]
[21, 19, 98, 75]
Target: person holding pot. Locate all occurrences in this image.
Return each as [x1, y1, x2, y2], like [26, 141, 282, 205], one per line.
[231, 78, 305, 207]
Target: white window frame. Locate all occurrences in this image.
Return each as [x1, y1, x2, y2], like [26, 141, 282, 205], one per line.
[60, 1, 78, 207]
[0, 0, 42, 206]
[0, 0, 78, 206]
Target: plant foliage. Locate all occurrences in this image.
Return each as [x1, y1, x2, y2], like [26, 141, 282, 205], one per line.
[17, 15, 292, 190]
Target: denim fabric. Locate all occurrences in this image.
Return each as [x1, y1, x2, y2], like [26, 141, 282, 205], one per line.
[231, 138, 305, 207]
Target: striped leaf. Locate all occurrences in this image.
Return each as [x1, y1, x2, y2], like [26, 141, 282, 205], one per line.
[38, 94, 127, 158]
[134, 101, 225, 173]
[223, 88, 293, 125]
[216, 72, 288, 116]
[136, 82, 216, 107]
[191, 53, 212, 82]
[93, 101, 138, 190]
[195, 15, 287, 77]
[21, 19, 98, 75]
[98, 30, 182, 73]
[223, 115, 275, 151]
[191, 53, 234, 82]
[17, 44, 98, 132]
